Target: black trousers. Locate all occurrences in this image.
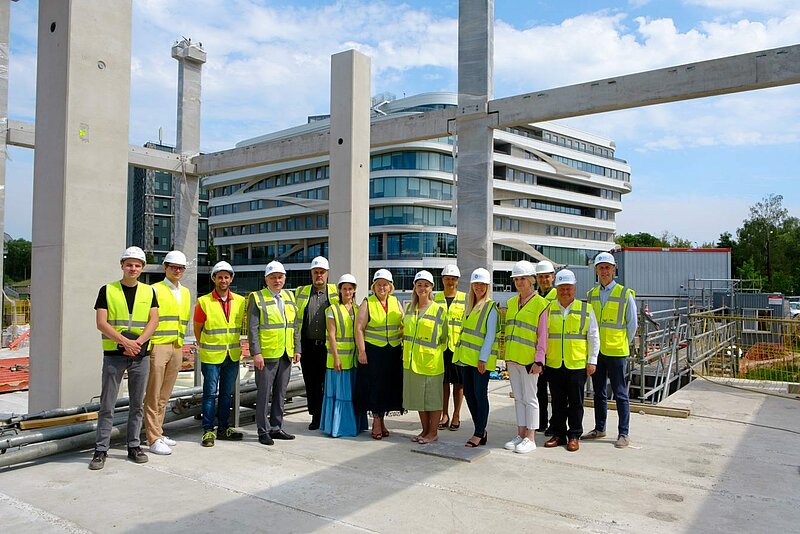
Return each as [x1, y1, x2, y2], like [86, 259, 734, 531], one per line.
[548, 364, 587, 441]
[537, 366, 550, 430]
[300, 339, 327, 420]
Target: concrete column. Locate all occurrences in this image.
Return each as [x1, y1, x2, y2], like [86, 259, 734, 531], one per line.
[171, 39, 205, 301]
[0, 0, 9, 337]
[328, 50, 371, 290]
[456, 0, 494, 288]
[29, 1, 133, 411]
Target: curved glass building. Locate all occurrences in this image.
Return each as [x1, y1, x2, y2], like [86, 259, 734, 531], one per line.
[205, 93, 631, 291]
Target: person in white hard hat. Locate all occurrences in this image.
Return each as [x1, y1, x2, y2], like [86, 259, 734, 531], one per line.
[354, 269, 404, 440]
[433, 264, 466, 431]
[543, 269, 599, 453]
[293, 256, 338, 430]
[319, 273, 367, 437]
[453, 268, 499, 448]
[534, 260, 557, 437]
[144, 251, 192, 456]
[403, 270, 448, 444]
[194, 261, 247, 448]
[582, 251, 638, 449]
[247, 260, 299, 445]
[90, 247, 159, 470]
[503, 260, 548, 454]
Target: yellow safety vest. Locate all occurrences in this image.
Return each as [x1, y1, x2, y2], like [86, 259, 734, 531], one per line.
[433, 291, 466, 352]
[327, 302, 358, 369]
[197, 292, 245, 364]
[453, 300, 499, 370]
[251, 289, 297, 359]
[546, 299, 590, 370]
[151, 281, 192, 346]
[295, 284, 339, 327]
[403, 301, 446, 376]
[363, 295, 403, 347]
[101, 281, 154, 352]
[541, 287, 557, 302]
[504, 293, 549, 365]
[587, 283, 635, 356]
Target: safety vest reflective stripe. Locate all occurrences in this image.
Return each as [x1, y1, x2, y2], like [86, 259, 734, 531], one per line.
[364, 295, 403, 347]
[453, 300, 499, 369]
[254, 289, 296, 359]
[434, 291, 466, 352]
[151, 282, 192, 345]
[546, 300, 589, 370]
[197, 292, 245, 364]
[410, 307, 444, 349]
[327, 302, 358, 369]
[403, 302, 446, 375]
[587, 284, 634, 356]
[505, 335, 537, 348]
[504, 293, 548, 365]
[107, 320, 149, 327]
[101, 282, 154, 351]
[505, 319, 537, 334]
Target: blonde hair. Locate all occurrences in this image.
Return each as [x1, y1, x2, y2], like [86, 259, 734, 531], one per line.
[467, 283, 493, 315]
[370, 279, 394, 297]
[410, 280, 433, 311]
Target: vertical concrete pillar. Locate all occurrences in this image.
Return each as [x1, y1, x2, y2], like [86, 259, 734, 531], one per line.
[172, 39, 205, 301]
[29, 1, 133, 411]
[0, 0, 9, 337]
[456, 0, 494, 288]
[329, 50, 371, 290]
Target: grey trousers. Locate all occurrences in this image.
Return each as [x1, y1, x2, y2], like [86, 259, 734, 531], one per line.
[95, 354, 150, 452]
[255, 354, 292, 434]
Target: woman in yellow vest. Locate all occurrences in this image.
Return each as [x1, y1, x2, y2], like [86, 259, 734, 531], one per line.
[320, 274, 368, 437]
[355, 269, 405, 440]
[403, 270, 448, 445]
[503, 260, 549, 454]
[453, 268, 498, 447]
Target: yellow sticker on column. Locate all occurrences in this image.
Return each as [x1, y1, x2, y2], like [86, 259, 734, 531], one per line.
[79, 123, 89, 142]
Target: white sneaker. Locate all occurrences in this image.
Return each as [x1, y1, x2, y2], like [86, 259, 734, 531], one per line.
[515, 437, 536, 454]
[504, 435, 523, 450]
[161, 436, 177, 447]
[149, 438, 172, 455]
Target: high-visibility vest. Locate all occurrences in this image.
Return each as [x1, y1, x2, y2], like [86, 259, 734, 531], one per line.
[251, 289, 297, 359]
[587, 283, 635, 356]
[433, 291, 466, 352]
[504, 293, 549, 365]
[453, 300, 499, 370]
[327, 302, 358, 369]
[197, 292, 245, 364]
[541, 287, 557, 302]
[403, 301, 446, 376]
[546, 299, 590, 370]
[101, 281, 154, 352]
[363, 295, 403, 347]
[295, 284, 339, 330]
[150, 281, 192, 346]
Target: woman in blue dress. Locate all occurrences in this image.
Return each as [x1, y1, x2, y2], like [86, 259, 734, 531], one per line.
[320, 274, 367, 437]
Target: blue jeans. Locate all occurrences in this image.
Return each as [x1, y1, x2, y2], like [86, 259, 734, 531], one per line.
[591, 354, 630, 436]
[201, 355, 239, 432]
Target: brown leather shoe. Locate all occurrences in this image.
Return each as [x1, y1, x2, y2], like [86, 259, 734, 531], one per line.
[567, 439, 580, 452]
[544, 436, 564, 448]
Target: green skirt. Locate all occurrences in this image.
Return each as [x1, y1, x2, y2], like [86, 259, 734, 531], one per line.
[403, 369, 444, 411]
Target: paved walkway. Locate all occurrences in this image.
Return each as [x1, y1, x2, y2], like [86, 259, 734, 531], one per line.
[1, 379, 798, 533]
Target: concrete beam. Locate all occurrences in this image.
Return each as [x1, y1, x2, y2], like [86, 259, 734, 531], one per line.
[6, 119, 34, 149]
[29, 0, 133, 411]
[490, 44, 800, 127]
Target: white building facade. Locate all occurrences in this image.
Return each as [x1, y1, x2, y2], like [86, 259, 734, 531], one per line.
[204, 93, 631, 292]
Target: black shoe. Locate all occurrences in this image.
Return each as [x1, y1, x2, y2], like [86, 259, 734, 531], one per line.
[258, 433, 274, 446]
[127, 446, 149, 464]
[217, 427, 244, 441]
[270, 429, 295, 440]
[544, 427, 554, 437]
[88, 450, 107, 471]
[308, 420, 320, 431]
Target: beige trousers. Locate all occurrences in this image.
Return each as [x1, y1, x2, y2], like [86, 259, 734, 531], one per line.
[144, 343, 183, 444]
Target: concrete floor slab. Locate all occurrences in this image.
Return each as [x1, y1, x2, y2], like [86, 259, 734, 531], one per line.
[0, 379, 798, 533]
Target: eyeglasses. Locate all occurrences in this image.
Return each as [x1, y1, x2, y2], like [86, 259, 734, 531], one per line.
[167, 265, 186, 271]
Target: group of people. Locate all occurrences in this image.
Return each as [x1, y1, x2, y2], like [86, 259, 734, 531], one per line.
[89, 246, 636, 470]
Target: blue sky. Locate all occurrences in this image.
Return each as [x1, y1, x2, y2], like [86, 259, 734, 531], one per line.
[5, 0, 800, 245]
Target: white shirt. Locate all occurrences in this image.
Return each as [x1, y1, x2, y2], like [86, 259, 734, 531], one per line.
[163, 278, 182, 304]
[556, 299, 600, 365]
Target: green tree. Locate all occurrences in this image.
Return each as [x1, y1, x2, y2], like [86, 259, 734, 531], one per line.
[615, 232, 666, 247]
[5, 238, 32, 283]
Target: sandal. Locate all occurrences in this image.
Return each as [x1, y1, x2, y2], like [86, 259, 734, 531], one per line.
[465, 439, 480, 448]
[371, 431, 383, 440]
[438, 416, 450, 429]
[411, 435, 422, 442]
[449, 421, 460, 431]
[418, 436, 438, 445]
[381, 429, 390, 438]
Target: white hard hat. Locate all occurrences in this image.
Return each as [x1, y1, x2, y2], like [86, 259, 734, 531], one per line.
[414, 270, 434, 285]
[442, 264, 461, 278]
[470, 268, 491, 285]
[120, 246, 146, 264]
[163, 250, 187, 266]
[594, 252, 616, 267]
[310, 256, 330, 270]
[337, 273, 357, 287]
[211, 261, 234, 276]
[265, 260, 287, 276]
[372, 269, 393, 284]
[554, 269, 577, 287]
[511, 260, 535, 278]
[535, 260, 555, 275]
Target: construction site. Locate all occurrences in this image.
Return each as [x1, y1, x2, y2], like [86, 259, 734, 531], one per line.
[1, 1, 799, 533]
